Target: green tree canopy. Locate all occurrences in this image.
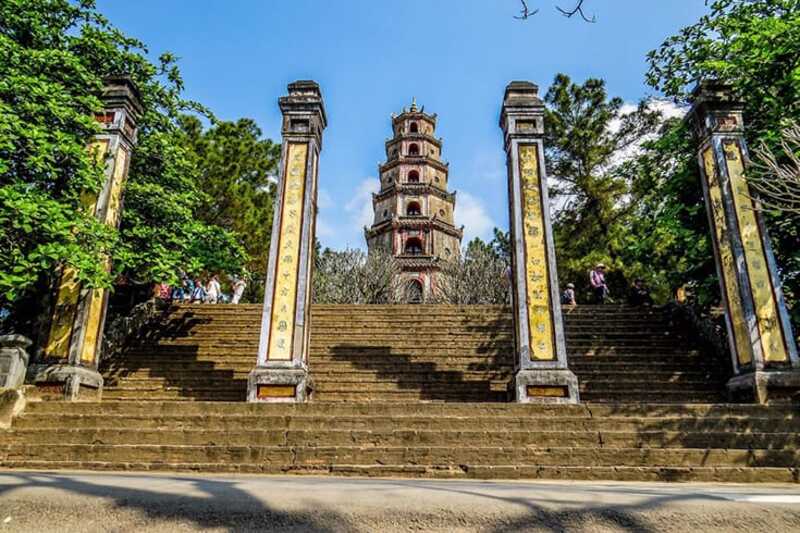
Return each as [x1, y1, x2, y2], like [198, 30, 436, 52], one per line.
[0, 0, 248, 329]
[180, 116, 280, 293]
[543, 73, 659, 298]
[647, 0, 800, 324]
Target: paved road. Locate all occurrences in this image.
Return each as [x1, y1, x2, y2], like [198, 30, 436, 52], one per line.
[0, 472, 799, 531]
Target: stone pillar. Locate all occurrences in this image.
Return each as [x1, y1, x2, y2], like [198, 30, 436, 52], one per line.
[688, 81, 799, 403]
[500, 81, 579, 404]
[29, 77, 142, 401]
[248, 81, 326, 403]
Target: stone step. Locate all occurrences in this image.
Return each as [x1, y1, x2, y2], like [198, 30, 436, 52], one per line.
[6, 428, 800, 450]
[17, 413, 798, 433]
[107, 371, 513, 384]
[580, 392, 726, 403]
[0, 444, 795, 468]
[23, 401, 784, 417]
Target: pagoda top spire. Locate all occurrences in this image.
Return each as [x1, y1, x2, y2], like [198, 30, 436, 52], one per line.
[410, 97, 418, 112]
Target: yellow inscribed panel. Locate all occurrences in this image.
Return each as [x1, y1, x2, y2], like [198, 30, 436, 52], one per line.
[703, 148, 752, 366]
[81, 146, 128, 363]
[44, 267, 81, 359]
[518, 144, 555, 361]
[103, 146, 128, 227]
[267, 143, 308, 361]
[724, 144, 788, 363]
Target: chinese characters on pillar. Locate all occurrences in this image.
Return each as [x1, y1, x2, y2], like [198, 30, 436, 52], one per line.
[267, 143, 308, 361]
[518, 144, 556, 361]
[723, 142, 789, 363]
[702, 148, 751, 366]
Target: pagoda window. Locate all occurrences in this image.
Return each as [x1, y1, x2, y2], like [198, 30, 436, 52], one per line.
[408, 143, 420, 156]
[405, 237, 423, 255]
[406, 202, 422, 216]
[408, 170, 420, 183]
[409, 122, 419, 133]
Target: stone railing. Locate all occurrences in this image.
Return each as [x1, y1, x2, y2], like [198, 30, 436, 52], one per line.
[101, 297, 170, 362]
[664, 302, 732, 379]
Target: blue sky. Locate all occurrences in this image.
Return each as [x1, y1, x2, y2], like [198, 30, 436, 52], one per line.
[97, 0, 708, 250]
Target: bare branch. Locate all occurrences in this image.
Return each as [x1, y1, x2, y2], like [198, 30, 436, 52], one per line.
[556, 0, 596, 23]
[514, 0, 539, 20]
[749, 121, 800, 215]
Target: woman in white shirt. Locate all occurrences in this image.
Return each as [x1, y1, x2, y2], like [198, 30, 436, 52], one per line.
[206, 275, 221, 304]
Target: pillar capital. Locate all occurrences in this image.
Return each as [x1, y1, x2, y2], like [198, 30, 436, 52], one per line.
[500, 81, 545, 148]
[686, 81, 745, 141]
[279, 80, 327, 148]
[97, 76, 143, 146]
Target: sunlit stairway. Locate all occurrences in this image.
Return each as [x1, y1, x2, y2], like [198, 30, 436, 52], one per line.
[96, 303, 728, 403]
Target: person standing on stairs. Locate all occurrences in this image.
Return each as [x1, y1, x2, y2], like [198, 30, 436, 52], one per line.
[628, 279, 654, 306]
[206, 274, 221, 304]
[231, 275, 246, 304]
[589, 264, 609, 304]
[561, 283, 577, 306]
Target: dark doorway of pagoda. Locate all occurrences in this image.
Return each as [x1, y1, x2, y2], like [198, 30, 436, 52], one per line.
[406, 279, 423, 303]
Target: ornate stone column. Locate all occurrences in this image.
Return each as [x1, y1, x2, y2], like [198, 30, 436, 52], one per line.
[688, 81, 799, 403]
[29, 77, 142, 401]
[500, 81, 579, 404]
[248, 81, 326, 402]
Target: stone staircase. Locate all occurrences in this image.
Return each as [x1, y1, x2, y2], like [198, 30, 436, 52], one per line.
[97, 304, 727, 403]
[3, 402, 798, 482]
[3, 303, 793, 482]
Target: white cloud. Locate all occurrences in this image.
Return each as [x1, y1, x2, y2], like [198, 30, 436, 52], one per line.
[345, 178, 380, 230]
[608, 98, 688, 167]
[316, 177, 380, 250]
[455, 191, 496, 244]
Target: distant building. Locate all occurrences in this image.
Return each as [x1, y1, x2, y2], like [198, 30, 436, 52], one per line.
[365, 99, 463, 302]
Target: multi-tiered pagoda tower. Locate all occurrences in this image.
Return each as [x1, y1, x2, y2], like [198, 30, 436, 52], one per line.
[365, 99, 463, 302]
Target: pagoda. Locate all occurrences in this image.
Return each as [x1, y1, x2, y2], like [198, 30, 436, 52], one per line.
[365, 99, 463, 302]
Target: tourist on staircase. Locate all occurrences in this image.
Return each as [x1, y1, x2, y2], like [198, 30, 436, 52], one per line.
[628, 279, 654, 306]
[589, 263, 609, 304]
[561, 283, 577, 306]
[205, 274, 221, 304]
[231, 275, 247, 304]
[191, 277, 206, 302]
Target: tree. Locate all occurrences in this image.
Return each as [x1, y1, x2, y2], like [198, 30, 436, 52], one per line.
[0, 0, 246, 332]
[180, 116, 280, 301]
[647, 0, 800, 325]
[543, 73, 659, 298]
[313, 248, 402, 304]
[434, 237, 510, 305]
[614, 120, 718, 305]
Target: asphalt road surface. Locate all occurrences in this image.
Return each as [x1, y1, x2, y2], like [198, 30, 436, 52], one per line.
[0, 472, 799, 532]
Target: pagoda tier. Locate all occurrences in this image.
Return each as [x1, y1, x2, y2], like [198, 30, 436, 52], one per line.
[365, 99, 463, 302]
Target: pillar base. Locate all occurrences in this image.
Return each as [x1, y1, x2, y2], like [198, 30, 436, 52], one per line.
[0, 335, 32, 389]
[26, 363, 103, 401]
[247, 367, 309, 403]
[513, 368, 579, 404]
[727, 370, 800, 405]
